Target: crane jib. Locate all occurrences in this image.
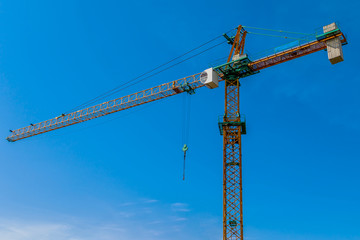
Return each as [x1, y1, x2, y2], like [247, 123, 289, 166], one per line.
[7, 74, 204, 142]
[6, 27, 347, 142]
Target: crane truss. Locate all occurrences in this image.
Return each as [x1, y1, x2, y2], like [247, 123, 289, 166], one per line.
[7, 28, 347, 143]
[6, 74, 204, 142]
[221, 25, 246, 240]
[250, 32, 347, 71]
[6, 24, 348, 240]
[223, 78, 243, 240]
[219, 26, 347, 240]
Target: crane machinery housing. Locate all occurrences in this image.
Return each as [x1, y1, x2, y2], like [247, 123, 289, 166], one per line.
[7, 22, 347, 240]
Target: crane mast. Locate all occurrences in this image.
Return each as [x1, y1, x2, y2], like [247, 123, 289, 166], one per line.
[220, 26, 247, 240]
[6, 23, 347, 240]
[216, 23, 347, 240]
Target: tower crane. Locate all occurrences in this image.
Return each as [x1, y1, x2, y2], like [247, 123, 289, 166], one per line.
[6, 23, 347, 240]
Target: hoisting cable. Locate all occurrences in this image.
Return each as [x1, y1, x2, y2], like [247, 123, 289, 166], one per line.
[65, 40, 227, 114]
[243, 26, 315, 42]
[68, 40, 225, 112]
[242, 26, 314, 36]
[246, 31, 309, 41]
[181, 92, 192, 180]
[63, 30, 233, 114]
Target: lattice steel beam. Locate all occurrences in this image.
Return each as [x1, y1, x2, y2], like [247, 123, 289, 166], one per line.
[7, 74, 205, 142]
[223, 78, 243, 240]
[249, 32, 347, 71]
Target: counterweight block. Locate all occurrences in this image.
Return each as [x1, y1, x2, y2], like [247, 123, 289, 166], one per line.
[323, 23, 344, 64]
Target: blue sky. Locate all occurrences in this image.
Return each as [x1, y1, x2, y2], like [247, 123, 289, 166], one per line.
[0, 0, 359, 239]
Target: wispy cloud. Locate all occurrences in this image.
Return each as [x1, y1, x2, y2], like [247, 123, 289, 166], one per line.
[98, 224, 126, 232]
[147, 220, 162, 225]
[119, 202, 136, 207]
[0, 219, 164, 240]
[114, 210, 136, 218]
[0, 220, 70, 240]
[171, 202, 190, 212]
[141, 207, 153, 214]
[173, 217, 187, 222]
[0, 199, 220, 240]
[143, 199, 159, 203]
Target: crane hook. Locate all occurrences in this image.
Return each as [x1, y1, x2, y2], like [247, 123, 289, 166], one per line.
[182, 144, 188, 181]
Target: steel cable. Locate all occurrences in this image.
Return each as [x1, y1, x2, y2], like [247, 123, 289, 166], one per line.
[64, 31, 232, 114]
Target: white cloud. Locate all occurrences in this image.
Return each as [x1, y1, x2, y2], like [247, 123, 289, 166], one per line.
[171, 202, 190, 212]
[143, 199, 159, 203]
[119, 202, 136, 207]
[0, 219, 164, 240]
[173, 217, 187, 222]
[0, 199, 220, 240]
[0, 220, 71, 240]
[114, 210, 136, 218]
[147, 220, 162, 225]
